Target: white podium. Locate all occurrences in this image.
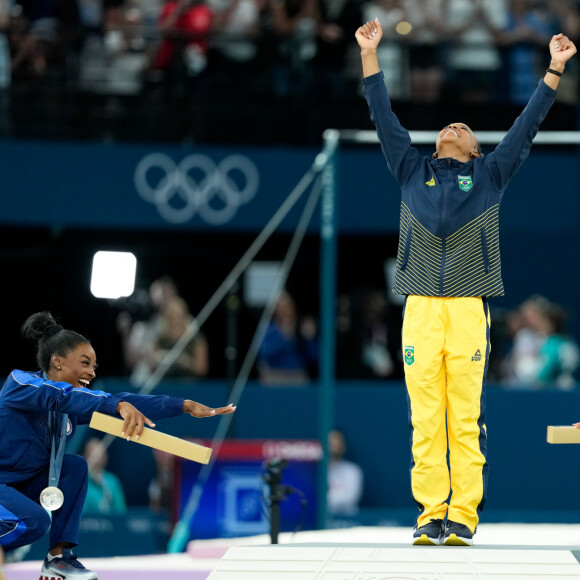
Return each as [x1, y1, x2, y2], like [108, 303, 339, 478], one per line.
[208, 542, 580, 579]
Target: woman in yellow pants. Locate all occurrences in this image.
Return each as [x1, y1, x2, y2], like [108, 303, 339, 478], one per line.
[355, 19, 576, 545]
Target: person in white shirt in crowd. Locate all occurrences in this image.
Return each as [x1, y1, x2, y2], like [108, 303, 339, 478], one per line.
[361, 0, 409, 100]
[444, 0, 508, 102]
[327, 428, 364, 516]
[403, 0, 446, 102]
[210, 0, 265, 81]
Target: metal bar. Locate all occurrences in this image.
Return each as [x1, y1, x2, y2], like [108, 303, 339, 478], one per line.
[317, 129, 339, 529]
[336, 130, 580, 145]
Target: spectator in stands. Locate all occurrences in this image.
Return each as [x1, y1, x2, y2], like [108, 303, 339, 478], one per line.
[82, 437, 127, 515]
[358, 288, 397, 379]
[549, 0, 580, 40]
[403, 0, 446, 102]
[361, 0, 409, 100]
[327, 428, 364, 516]
[11, 0, 80, 78]
[535, 301, 579, 388]
[314, 0, 362, 98]
[152, 0, 213, 80]
[443, 0, 508, 103]
[500, 296, 545, 386]
[498, 0, 553, 104]
[268, 0, 319, 98]
[335, 293, 361, 378]
[502, 295, 579, 389]
[546, 0, 580, 103]
[150, 295, 209, 379]
[0, 0, 11, 90]
[79, 1, 149, 96]
[257, 291, 318, 385]
[116, 276, 179, 384]
[210, 0, 266, 92]
[336, 288, 402, 380]
[148, 448, 174, 511]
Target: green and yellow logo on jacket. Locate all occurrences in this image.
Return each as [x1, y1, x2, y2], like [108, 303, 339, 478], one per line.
[458, 175, 473, 192]
[404, 346, 415, 366]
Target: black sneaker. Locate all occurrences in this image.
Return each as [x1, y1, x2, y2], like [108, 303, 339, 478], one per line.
[40, 548, 98, 580]
[412, 518, 444, 545]
[443, 520, 474, 546]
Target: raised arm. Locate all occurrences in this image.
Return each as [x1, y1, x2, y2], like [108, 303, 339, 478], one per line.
[355, 18, 381, 77]
[355, 18, 421, 186]
[487, 33, 576, 190]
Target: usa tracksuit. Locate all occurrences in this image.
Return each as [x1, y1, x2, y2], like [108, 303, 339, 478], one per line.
[363, 72, 557, 532]
[0, 370, 185, 552]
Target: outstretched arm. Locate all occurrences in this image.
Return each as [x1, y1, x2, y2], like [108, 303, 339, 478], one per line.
[543, 33, 577, 89]
[355, 18, 382, 78]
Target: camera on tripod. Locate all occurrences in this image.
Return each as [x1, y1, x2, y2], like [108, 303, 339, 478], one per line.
[261, 458, 308, 544]
[263, 458, 288, 486]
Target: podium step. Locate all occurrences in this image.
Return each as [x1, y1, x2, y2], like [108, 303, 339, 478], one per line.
[208, 543, 580, 579]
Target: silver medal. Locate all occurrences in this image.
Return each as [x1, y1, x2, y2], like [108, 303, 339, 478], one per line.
[40, 486, 64, 511]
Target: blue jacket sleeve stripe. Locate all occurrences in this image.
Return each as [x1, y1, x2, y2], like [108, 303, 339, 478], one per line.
[7, 370, 120, 417]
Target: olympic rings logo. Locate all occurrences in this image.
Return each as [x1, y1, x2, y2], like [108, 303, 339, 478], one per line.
[134, 153, 260, 225]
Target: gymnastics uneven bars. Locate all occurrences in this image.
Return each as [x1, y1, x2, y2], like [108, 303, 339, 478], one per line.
[335, 130, 580, 145]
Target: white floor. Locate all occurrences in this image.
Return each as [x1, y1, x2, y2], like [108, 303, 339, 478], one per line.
[7, 524, 580, 580]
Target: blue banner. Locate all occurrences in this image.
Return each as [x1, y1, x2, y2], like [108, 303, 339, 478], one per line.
[0, 139, 577, 233]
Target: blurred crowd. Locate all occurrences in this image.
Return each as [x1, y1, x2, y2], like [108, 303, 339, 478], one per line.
[1, 0, 580, 106]
[492, 294, 580, 389]
[115, 275, 580, 389]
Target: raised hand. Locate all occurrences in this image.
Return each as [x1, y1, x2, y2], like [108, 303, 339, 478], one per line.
[355, 18, 383, 51]
[550, 34, 577, 66]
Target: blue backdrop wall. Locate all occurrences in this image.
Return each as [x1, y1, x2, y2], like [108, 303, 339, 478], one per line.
[0, 139, 578, 235]
[94, 379, 580, 524]
[2, 138, 579, 336]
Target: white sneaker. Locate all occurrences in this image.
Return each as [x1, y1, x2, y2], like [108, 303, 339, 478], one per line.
[40, 548, 98, 580]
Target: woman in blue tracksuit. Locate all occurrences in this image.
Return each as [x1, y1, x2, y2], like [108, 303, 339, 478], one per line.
[0, 311, 235, 580]
[355, 19, 576, 546]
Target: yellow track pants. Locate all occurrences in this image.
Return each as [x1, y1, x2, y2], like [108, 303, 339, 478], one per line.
[402, 295, 489, 533]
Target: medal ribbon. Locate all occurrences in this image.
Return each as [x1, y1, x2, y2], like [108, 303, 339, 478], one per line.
[43, 372, 69, 489]
[48, 410, 69, 488]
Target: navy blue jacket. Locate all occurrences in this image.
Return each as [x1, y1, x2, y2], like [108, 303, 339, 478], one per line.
[363, 72, 557, 297]
[0, 370, 184, 483]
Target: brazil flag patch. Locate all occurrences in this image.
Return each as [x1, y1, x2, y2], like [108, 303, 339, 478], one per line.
[404, 346, 415, 366]
[458, 175, 473, 192]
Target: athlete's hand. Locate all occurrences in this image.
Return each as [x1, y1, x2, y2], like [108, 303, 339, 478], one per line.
[573, 422, 580, 429]
[184, 400, 236, 418]
[117, 401, 156, 440]
[550, 34, 577, 66]
[355, 18, 383, 50]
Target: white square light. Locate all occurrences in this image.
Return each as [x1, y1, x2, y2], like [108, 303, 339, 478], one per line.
[244, 261, 282, 307]
[90, 251, 137, 299]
